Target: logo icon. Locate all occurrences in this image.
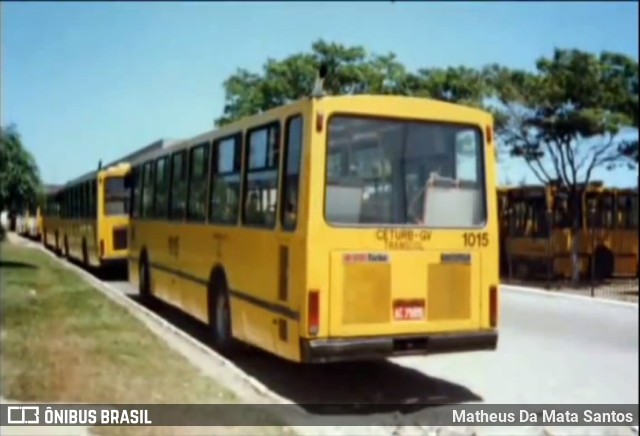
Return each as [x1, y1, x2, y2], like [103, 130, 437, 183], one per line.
[7, 406, 40, 424]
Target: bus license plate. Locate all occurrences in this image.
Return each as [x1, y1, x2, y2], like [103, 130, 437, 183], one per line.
[393, 301, 425, 321]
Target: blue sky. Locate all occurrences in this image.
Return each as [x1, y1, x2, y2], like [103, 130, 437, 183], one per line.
[2, 1, 638, 187]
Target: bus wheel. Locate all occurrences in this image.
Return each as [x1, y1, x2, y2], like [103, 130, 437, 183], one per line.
[63, 236, 70, 258]
[138, 255, 151, 303]
[209, 277, 235, 353]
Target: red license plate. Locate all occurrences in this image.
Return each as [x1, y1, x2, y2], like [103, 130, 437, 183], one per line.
[393, 300, 425, 321]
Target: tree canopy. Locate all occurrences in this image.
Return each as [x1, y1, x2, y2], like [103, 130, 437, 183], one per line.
[0, 124, 43, 215]
[215, 41, 638, 198]
[215, 39, 493, 127]
[486, 49, 638, 190]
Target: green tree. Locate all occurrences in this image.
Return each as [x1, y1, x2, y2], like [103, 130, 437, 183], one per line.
[0, 124, 43, 232]
[485, 49, 638, 281]
[609, 52, 639, 168]
[215, 39, 495, 127]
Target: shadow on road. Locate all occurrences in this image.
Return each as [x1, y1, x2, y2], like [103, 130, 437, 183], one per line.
[126, 293, 483, 417]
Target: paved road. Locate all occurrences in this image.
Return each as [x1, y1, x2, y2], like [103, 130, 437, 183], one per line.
[109, 280, 638, 410]
[393, 287, 638, 405]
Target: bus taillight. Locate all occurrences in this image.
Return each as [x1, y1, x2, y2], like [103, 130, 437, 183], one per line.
[489, 285, 498, 328]
[308, 290, 320, 336]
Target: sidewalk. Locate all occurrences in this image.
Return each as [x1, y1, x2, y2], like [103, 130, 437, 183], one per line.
[0, 397, 90, 436]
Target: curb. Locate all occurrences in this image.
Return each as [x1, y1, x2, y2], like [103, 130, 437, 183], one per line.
[501, 284, 638, 308]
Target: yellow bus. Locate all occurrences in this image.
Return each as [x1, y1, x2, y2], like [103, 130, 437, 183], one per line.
[15, 211, 29, 236]
[615, 188, 639, 277]
[587, 187, 639, 278]
[504, 181, 635, 281]
[24, 206, 43, 240]
[41, 163, 131, 268]
[127, 94, 499, 363]
[42, 188, 61, 249]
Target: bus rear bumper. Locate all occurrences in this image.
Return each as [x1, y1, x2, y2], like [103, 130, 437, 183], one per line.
[300, 330, 498, 363]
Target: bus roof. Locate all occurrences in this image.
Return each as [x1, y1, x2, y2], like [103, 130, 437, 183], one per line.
[43, 184, 62, 194]
[127, 95, 494, 167]
[62, 138, 179, 188]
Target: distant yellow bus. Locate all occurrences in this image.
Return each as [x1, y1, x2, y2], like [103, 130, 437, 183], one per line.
[127, 94, 499, 363]
[42, 163, 131, 268]
[616, 188, 639, 277]
[24, 206, 43, 240]
[15, 211, 30, 236]
[504, 182, 637, 280]
[586, 187, 638, 278]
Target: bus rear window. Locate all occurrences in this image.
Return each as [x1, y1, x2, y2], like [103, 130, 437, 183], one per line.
[324, 116, 486, 227]
[104, 176, 129, 216]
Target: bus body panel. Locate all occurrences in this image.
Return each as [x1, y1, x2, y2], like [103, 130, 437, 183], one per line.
[505, 184, 638, 280]
[129, 218, 308, 361]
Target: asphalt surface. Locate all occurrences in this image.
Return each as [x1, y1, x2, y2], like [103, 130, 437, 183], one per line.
[394, 287, 638, 405]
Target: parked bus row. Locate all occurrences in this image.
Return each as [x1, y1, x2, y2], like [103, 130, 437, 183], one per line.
[22, 86, 501, 364]
[497, 182, 639, 281]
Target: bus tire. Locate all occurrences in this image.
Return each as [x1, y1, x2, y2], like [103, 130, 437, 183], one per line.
[138, 253, 152, 304]
[208, 271, 236, 353]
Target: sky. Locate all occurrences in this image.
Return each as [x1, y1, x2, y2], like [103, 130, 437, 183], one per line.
[1, 1, 638, 187]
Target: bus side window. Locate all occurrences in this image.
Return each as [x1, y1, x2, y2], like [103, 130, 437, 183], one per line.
[73, 186, 79, 219]
[154, 157, 170, 219]
[281, 115, 303, 231]
[187, 142, 210, 222]
[141, 161, 155, 218]
[243, 122, 281, 228]
[80, 182, 86, 219]
[84, 181, 91, 219]
[131, 166, 141, 219]
[169, 150, 188, 221]
[90, 179, 97, 219]
[131, 165, 143, 218]
[209, 134, 242, 225]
